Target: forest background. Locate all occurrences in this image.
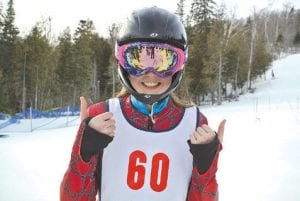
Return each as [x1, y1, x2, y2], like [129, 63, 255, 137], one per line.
[0, 0, 300, 114]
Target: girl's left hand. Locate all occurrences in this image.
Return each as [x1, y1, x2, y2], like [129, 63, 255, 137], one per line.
[190, 120, 226, 144]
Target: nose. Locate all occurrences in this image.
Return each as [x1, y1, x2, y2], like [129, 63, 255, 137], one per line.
[145, 71, 156, 75]
[144, 71, 159, 78]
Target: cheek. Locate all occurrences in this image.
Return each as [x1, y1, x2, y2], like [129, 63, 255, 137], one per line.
[128, 76, 142, 91]
[128, 76, 139, 86]
[161, 77, 172, 87]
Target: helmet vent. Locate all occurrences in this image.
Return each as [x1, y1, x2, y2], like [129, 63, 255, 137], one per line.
[150, 32, 158, 37]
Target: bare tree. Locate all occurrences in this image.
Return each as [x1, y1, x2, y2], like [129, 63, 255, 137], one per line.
[247, 9, 257, 91]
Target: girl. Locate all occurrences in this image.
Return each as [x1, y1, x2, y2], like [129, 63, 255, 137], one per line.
[60, 6, 225, 201]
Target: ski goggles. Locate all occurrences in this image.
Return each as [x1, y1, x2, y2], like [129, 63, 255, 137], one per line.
[116, 42, 187, 78]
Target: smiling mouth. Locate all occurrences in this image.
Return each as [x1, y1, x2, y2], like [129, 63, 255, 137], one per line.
[142, 82, 160, 88]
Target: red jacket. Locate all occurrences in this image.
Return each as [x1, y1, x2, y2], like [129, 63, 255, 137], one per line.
[60, 96, 221, 201]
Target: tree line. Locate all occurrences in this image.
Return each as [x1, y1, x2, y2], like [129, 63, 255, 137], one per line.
[177, 0, 300, 105]
[0, 0, 300, 114]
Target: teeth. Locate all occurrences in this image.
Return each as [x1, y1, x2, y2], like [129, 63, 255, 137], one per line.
[143, 82, 159, 87]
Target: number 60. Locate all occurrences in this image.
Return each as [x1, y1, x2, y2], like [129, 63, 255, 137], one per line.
[127, 150, 169, 192]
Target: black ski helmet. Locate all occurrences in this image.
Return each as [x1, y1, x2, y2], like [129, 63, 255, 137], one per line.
[116, 6, 188, 104]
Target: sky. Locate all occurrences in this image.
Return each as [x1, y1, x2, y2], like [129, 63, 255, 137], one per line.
[1, 0, 300, 37]
[0, 53, 300, 201]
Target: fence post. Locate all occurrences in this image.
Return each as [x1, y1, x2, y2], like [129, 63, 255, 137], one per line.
[66, 106, 70, 127]
[30, 107, 33, 132]
[255, 97, 261, 121]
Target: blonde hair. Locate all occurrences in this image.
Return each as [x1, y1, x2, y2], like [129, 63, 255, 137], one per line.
[116, 87, 194, 108]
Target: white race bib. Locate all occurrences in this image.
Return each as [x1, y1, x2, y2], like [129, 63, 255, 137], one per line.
[101, 98, 197, 201]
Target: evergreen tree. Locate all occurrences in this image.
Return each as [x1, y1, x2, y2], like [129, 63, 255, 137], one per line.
[223, 45, 240, 96]
[0, 63, 4, 112]
[56, 27, 76, 106]
[185, 32, 208, 103]
[251, 35, 273, 79]
[90, 34, 112, 101]
[293, 31, 300, 48]
[0, 1, 4, 112]
[23, 25, 55, 110]
[175, 0, 185, 23]
[200, 10, 227, 104]
[276, 33, 284, 43]
[14, 37, 29, 112]
[275, 33, 284, 57]
[190, 0, 216, 32]
[0, 0, 19, 113]
[72, 19, 95, 104]
[186, 0, 216, 103]
[223, 32, 250, 98]
[206, 5, 230, 105]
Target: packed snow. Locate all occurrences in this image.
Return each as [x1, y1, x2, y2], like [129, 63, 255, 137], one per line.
[0, 54, 299, 201]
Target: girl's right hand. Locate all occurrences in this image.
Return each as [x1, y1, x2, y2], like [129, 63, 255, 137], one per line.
[80, 96, 116, 137]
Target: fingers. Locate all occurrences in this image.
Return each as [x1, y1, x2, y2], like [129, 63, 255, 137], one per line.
[217, 119, 226, 143]
[80, 96, 89, 121]
[89, 112, 116, 136]
[80, 97, 116, 137]
[99, 111, 114, 120]
[189, 133, 197, 144]
[202, 124, 214, 133]
[189, 120, 226, 145]
[98, 118, 116, 136]
[190, 125, 216, 144]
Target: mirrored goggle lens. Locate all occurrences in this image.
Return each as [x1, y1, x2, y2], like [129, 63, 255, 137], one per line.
[124, 45, 178, 72]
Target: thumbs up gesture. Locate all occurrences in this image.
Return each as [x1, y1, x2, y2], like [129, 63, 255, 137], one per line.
[80, 96, 116, 137]
[80, 96, 89, 121]
[190, 120, 226, 144]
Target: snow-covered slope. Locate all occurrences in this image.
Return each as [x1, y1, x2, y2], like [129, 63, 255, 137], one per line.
[0, 54, 299, 201]
[202, 54, 300, 201]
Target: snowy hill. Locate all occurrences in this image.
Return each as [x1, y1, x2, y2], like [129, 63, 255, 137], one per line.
[0, 54, 299, 201]
[202, 54, 300, 201]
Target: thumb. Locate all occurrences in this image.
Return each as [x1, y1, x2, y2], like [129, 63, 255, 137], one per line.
[217, 119, 226, 143]
[80, 96, 89, 121]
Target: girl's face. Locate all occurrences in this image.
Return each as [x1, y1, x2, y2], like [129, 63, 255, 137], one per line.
[128, 72, 172, 95]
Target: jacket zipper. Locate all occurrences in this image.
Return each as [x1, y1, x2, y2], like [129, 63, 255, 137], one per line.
[148, 115, 153, 130]
[148, 104, 156, 130]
